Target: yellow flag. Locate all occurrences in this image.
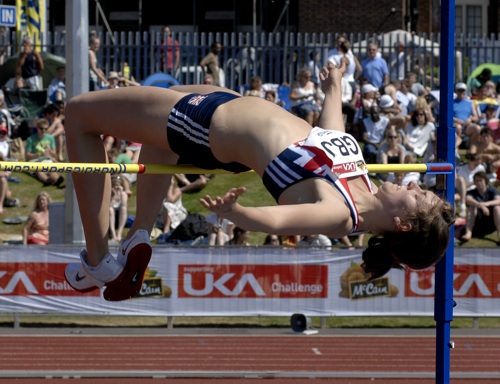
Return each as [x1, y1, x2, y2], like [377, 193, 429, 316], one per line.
[16, 0, 45, 49]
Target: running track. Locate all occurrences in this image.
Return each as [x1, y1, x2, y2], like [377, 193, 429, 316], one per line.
[0, 331, 499, 383]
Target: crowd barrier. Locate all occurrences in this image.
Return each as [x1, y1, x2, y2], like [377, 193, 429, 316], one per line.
[0, 245, 498, 317]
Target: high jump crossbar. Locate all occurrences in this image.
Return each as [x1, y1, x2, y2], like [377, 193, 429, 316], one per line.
[0, 162, 454, 175]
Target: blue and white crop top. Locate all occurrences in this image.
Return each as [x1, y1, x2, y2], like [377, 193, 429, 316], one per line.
[262, 127, 374, 234]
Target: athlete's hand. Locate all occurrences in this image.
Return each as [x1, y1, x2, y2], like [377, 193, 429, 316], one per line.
[199, 187, 246, 215]
[319, 59, 346, 95]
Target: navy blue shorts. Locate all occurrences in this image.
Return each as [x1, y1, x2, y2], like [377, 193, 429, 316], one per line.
[167, 92, 251, 173]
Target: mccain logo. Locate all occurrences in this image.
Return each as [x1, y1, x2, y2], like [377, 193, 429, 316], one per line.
[348, 277, 391, 300]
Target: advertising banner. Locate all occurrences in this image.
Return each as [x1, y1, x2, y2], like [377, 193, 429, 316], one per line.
[0, 246, 499, 317]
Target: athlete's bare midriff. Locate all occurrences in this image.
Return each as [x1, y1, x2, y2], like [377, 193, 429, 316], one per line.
[209, 96, 312, 176]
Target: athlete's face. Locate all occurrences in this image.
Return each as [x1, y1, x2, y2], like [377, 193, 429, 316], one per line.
[377, 181, 439, 214]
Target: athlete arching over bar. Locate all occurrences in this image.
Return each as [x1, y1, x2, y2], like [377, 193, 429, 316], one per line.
[64, 61, 453, 301]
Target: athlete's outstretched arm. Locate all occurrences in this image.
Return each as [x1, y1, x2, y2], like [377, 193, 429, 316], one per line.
[318, 60, 346, 132]
[200, 188, 350, 237]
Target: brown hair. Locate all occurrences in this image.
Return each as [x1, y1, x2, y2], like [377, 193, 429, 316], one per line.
[361, 198, 453, 279]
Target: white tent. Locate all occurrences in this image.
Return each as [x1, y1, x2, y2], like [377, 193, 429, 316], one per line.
[352, 29, 441, 57]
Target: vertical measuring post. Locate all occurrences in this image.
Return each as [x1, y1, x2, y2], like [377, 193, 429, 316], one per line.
[435, 1, 456, 383]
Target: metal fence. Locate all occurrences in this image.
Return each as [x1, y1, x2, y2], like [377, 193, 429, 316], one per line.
[2, 30, 500, 91]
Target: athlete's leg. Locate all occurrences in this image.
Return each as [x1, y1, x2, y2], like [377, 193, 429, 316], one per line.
[64, 87, 181, 267]
[101, 144, 178, 301]
[128, 144, 177, 237]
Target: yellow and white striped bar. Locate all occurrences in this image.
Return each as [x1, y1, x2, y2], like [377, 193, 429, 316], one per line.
[0, 161, 453, 175]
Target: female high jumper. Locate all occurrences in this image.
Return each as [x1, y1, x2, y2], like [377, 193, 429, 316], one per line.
[64, 61, 453, 301]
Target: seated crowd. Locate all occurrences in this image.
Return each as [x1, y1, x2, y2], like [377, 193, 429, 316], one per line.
[4, 47, 500, 246]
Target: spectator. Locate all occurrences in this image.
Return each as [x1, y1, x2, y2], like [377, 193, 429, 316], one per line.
[415, 95, 436, 124]
[157, 176, 188, 235]
[244, 75, 280, 99]
[203, 74, 215, 85]
[89, 37, 108, 91]
[109, 175, 129, 242]
[395, 79, 417, 117]
[0, 116, 10, 158]
[107, 148, 134, 196]
[23, 191, 51, 245]
[360, 43, 389, 90]
[379, 79, 400, 114]
[107, 71, 120, 89]
[226, 226, 250, 246]
[200, 42, 222, 86]
[402, 108, 436, 158]
[15, 37, 44, 91]
[341, 40, 362, 98]
[377, 125, 406, 182]
[120, 61, 137, 86]
[389, 41, 407, 81]
[264, 90, 284, 107]
[456, 153, 486, 217]
[460, 171, 500, 244]
[469, 127, 500, 178]
[407, 72, 427, 98]
[457, 153, 486, 191]
[48, 66, 66, 103]
[484, 80, 497, 99]
[360, 105, 389, 164]
[470, 67, 493, 96]
[289, 68, 321, 126]
[160, 25, 180, 77]
[204, 212, 234, 246]
[25, 118, 64, 187]
[279, 235, 301, 248]
[327, 35, 345, 65]
[0, 90, 15, 135]
[298, 234, 332, 250]
[263, 234, 280, 246]
[378, 94, 407, 130]
[337, 235, 356, 250]
[307, 50, 322, 85]
[0, 152, 19, 214]
[124, 140, 142, 164]
[401, 153, 422, 186]
[328, 36, 362, 97]
[479, 104, 500, 133]
[102, 134, 124, 155]
[453, 82, 481, 148]
[473, 83, 499, 121]
[359, 83, 378, 114]
[108, 71, 141, 88]
[42, 103, 65, 162]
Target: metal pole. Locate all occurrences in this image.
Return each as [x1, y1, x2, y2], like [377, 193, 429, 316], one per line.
[253, 0, 256, 36]
[64, 0, 87, 244]
[435, 1, 456, 383]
